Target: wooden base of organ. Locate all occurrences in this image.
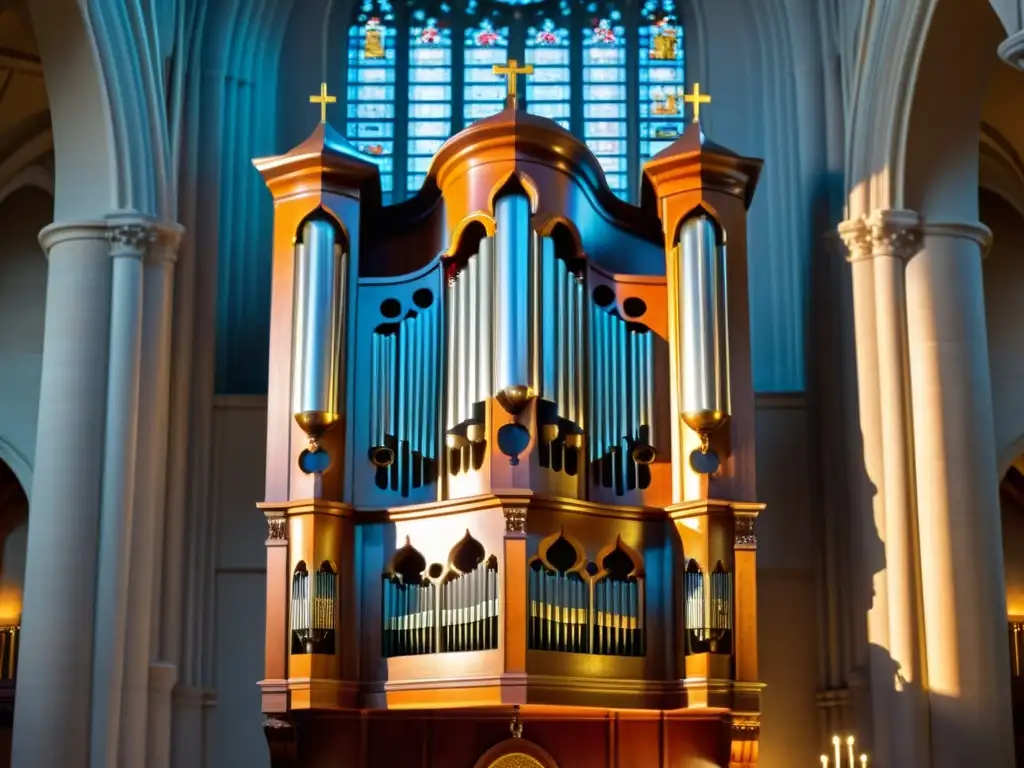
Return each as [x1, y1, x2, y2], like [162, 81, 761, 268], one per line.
[263, 705, 759, 768]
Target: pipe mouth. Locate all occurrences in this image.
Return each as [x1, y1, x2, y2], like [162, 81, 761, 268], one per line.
[466, 423, 487, 444]
[539, 423, 560, 445]
[369, 445, 396, 468]
[631, 443, 656, 465]
[564, 433, 583, 450]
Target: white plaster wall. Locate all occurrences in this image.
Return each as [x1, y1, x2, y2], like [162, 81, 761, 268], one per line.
[982, 190, 1024, 469]
[0, 186, 51, 492]
[206, 397, 269, 768]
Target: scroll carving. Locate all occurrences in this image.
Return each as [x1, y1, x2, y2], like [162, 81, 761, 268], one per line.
[266, 516, 287, 541]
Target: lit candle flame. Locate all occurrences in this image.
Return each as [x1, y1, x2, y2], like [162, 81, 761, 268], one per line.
[847, 735, 855, 768]
[820, 757, 829, 767]
[860, 756, 868, 767]
[833, 735, 841, 768]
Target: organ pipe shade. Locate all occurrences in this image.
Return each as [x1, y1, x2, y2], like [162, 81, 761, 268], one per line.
[291, 216, 347, 448]
[493, 193, 533, 413]
[676, 215, 730, 439]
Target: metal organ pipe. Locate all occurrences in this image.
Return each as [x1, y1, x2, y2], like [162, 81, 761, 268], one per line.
[291, 216, 347, 452]
[676, 215, 731, 449]
[494, 193, 533, 412]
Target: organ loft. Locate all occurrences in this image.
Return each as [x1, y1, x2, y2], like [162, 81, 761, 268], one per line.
[255, 69, 765, 767]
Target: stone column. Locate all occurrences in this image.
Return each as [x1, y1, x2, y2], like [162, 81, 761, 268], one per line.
[11, 220, 113, 768]
[122, 221, 183, 768]
[906, 221, 1015, 767]
[839, 211, 929, 767]
[90, 212, 151, 768]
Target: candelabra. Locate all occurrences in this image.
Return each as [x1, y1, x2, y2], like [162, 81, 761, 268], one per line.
[820, 735, 867, 767]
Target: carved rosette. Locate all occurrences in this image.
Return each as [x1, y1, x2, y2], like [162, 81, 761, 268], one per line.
[266, 515, 288, 542]
[838, 210, 922, 263]
[734, 515, 756, 549]
[504, 507, 527, 535]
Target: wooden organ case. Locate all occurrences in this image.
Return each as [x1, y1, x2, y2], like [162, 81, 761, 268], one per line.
[254, 101, 764, 767]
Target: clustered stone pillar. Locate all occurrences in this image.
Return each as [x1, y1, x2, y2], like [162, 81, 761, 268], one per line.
[839, 211, 1015, 768]
[907, 222, 1014, 768]
[11, 213, 182, 768]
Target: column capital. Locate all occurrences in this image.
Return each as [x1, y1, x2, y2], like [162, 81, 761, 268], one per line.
[837, 209, 922, 262]
[37, 219, 110, 254]
[921, 220, 993, 257]
[105, 210, 184, 262]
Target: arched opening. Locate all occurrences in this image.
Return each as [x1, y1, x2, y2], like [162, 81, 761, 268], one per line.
[0, 460, 29, 766]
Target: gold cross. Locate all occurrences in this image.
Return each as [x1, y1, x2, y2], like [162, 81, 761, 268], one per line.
[309, 82, 337, 124]
[492, 59, 534, 102]
[683, 82, 712, 123]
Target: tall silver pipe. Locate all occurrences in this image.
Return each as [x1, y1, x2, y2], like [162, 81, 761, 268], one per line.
[556, 257, 569, 419]
[609, 311, 621, 455]
[643, 330, 654, 447]
[446, 279, 457, 432]
[465, 256, 479, 407]
[677, 215, 731, 439]
[566, 270, 578, 427]
[630, 330, 641, 441]
[588, 302, 598, 463]
[398, 317, 408, 454]
[576, 277, 586, 438]
[370, 333, 381, 448]
[387, 334, 397, 439]
[617, 318, 628, 444]
[493, 193, 532, 412]
[456, 267, 469, 425]
[422, 305, 435, 459]
[291, 218, 347, 448]
[541, 238, 556, 401]
[478, 238, 493, 406]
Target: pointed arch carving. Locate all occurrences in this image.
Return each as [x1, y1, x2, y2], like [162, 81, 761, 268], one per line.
[488, 171, 540, 214]
[532, 528, 587, 575]
[472, 738, 559, 768]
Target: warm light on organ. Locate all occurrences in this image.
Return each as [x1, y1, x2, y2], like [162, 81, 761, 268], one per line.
[255, 78, 766, 766]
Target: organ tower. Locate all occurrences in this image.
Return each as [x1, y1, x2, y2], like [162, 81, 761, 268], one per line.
[255, 75, 765, 767]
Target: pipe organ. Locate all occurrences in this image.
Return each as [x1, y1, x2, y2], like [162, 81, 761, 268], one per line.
[257, 91, 764, 766]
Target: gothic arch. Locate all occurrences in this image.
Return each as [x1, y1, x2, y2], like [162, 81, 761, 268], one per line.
[472, 738, 559, 768]
[0, 440, 30, 502]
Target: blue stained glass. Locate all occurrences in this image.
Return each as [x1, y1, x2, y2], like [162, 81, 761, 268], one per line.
[582, 13, 629, 198]
[346, 15, 397, 199]
[532, 103, 570, 120]
[408, 20, 453, 194]
[463, 19, 509, 125]
[639, 4, 685, 163]
[409, 103, 451, 119]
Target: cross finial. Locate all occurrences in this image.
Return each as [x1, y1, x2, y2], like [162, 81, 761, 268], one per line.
[492, 59, 534, 108]
[309, 82, 337, 124]
[683, 82, 712, 123]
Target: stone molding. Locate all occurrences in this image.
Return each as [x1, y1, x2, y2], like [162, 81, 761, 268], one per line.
[921, 220, 993, 257]
[837, 209, 922, 262]
[504, 507, 527, 534]
[35, 214, 184, 262]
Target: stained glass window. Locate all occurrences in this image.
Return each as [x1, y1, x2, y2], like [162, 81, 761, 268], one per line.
[464, 18, 510, 125]
[346, 1, 397, 203]
[408, 11, 453, 194]
[582, 11, 628, 194]
[342, 0, 686, 204]
[639, 0, 686, 161]
[525, 18, 571, 129]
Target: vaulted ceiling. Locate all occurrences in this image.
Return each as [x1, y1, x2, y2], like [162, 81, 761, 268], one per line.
[0, 0, 48, 188]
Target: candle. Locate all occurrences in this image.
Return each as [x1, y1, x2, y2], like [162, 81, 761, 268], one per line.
[860, 756, 868, 767]
[847, 736, 855, 768]
[820, 757, 829, 767]
[833, 735, 841, 767]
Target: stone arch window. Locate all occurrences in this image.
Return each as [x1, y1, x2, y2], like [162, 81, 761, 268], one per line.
[342, 0, 687, 204]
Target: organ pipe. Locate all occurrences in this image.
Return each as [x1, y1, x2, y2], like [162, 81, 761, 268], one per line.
[445, 240, 494, 449]
[291, 563, 337, 654]
[291, 216, 346, 453]
[676, 215, 730, 453]
[494, 193, 533, 413]
[367, 299, 441, 493]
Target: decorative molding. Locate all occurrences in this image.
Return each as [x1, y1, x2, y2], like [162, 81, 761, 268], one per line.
[37, 219, 110, 253]
[504, 507, 527, 534]
[734, 516, 757, 549]
[266, 515, 288, 541]
[920, 221, 994, 258]
[838, 210, 922, 262]
[107, 221, 157, 258]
